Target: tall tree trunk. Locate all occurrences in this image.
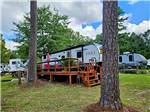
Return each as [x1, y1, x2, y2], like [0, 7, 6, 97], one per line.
[100, 0, 122, 110]
[28, 0, 37, 83]
[18, 71, 22, 85]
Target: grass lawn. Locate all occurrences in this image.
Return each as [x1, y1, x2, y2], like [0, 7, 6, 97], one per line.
[0, 74, 15, 82]
[1, 74, 150, 112]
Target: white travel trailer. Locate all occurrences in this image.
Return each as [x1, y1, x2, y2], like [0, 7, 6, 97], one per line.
[8, 59, 28, 73]
[0, 59, 28, 75]
[42, 43, 103, 64]
[0, 64, 9, 74]
[41, 44, 147, 68]
[119, 52, 147, 67]
[147, 59, 150, 68]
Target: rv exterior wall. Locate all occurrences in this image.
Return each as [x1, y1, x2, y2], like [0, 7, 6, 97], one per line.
[42, 44, 103, 65]
[9, 59, 27, 72]
[83, 44, 101, 63]
[119, 53, 147, 66]
[147, 59, 150, 67]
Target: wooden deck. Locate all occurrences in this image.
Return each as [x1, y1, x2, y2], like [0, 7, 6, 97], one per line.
[37, 58, 102, 87]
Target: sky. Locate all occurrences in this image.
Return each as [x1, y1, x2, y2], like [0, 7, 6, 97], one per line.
[0, 0, 150, 50]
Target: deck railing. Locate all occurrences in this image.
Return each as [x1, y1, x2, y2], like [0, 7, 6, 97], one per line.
[37, 58, 102, 86]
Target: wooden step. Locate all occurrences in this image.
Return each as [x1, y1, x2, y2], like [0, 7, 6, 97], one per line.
[80, 68, 100, 87]
[88, 79, 100, 84]
[84, 81, 100, 87]
[83, 76, 96, 81]
[88, 81, 100, 87]
[84, 75, 96, 78]
[83, 78, 100, 86]
[80, 70, 96, 74]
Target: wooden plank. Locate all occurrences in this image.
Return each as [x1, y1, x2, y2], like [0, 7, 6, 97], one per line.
[50, 75, 53, 81]
[69, 75, 72, 84]
[100, 63, 102, 81]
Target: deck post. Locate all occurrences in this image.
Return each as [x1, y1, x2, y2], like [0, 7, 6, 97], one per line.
[69, 75, 72, 84]
[50, 74, 53, 82]
[100, 63, 102, 81]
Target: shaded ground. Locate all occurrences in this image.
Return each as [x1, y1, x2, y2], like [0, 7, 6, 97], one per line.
[82, 103, 140, 112]
[1, 74, 150, 112]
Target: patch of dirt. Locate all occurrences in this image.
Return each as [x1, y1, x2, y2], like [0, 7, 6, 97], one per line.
[2, 106, 21, 112]
[19, 79, 49, 89]
[36, 79, 49, 86]
[82, 103, 140, 112]
[136, 90, 150, 97]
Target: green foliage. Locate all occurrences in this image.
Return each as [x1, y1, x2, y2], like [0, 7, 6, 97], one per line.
[0, 33, 20, 63]
[61, 58, 77, 67]
[116, 8, 150, 59]
[117, 7, 128, 32]
[93, 7, 150, 59]
[93, 30, 150, 59]
[94, 7, 128, 43]
[12, 6, 150, 60]
[0, 34, 11, 63]
[13, 6, 90, 59]
[118, 31, 150, 59]
[94, 34, 103, 44]
[0, 74, 15, 82]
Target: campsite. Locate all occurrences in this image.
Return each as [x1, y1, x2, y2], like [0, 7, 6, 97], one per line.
[1, 0, 150, 112]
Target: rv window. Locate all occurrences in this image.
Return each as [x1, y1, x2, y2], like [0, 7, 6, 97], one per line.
[12, 61, 16, 64]
[67, 51, 71, 57]
[77, 51, 82, 58]
[129, 55, 133, 62]
[119, 56, 122, 62]
[62, 56, 65, 59]
[22, 60, 26, 64]
[43, 55, 46, 59]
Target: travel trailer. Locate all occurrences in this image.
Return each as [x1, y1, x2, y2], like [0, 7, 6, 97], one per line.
[0, 64, 9, 74]
[147, 59, 150, 68]
[8, 59, 28, 73]
[0, 59, 28, 75]
[119, 52, 147, 67]
[42, 43, 103, 65]
[41, 44, 147, 68]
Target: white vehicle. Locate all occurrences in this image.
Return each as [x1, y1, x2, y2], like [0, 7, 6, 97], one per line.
[42, 43, 103, 65]
[0, 64, 2, 74]
[119, 52, 147, 67]
[0, 59, 28, 75]
[8, 59, 27, 73]
[147, 59, 150, 68]
[0, 64, 9, 74]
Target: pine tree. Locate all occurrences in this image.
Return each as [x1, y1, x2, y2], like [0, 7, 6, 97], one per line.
[28, 0, 37, 83]
[100, 1, 122, 110]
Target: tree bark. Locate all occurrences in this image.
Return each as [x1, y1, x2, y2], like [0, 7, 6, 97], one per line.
[100, 0, 122, 110]
[28, 0, 37, 83]
[18, 71, 22, 85]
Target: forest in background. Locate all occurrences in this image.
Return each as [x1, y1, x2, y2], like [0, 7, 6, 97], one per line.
[1, 6, 150, 63]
